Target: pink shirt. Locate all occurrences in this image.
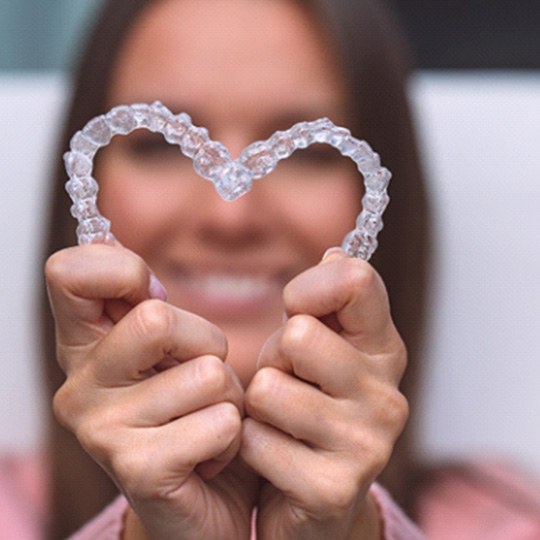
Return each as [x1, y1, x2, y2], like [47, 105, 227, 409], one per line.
[418, 459, 540, 539]
[69, 484, 424, 540]
[0, 452, 46, 539]
[2, 453, 540, 539]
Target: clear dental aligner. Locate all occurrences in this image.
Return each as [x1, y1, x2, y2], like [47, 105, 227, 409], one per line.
[64, 101, 391, 260]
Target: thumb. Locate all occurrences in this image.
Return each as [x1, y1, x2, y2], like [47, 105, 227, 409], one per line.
[45, 243, 166, 345]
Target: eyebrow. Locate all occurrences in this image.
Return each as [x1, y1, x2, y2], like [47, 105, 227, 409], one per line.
[265, 107, 346, 130]
[115, 97, 348, 141]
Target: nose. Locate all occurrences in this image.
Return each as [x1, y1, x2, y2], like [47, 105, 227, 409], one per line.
[189, 124, 278, 252]
[192, 143, 272, 252]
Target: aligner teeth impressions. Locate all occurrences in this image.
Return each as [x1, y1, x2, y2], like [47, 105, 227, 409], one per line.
[64, 101, 391, 260]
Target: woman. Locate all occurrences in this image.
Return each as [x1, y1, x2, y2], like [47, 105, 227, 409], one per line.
[43, 0, 426, 538]
[5, 0, 535, 538]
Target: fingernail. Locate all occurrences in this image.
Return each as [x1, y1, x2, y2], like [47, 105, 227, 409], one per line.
[321, 246, 346, 262]
[282, 311, 289, 323]
[148, 274, 168, 301]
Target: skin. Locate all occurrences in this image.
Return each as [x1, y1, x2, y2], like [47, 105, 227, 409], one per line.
[97, 0, 361, 388]
[45, 0, 409, 538]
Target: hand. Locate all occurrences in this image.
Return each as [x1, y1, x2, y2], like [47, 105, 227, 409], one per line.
[45, 244, 257, 539]
[240, 250, 408, 539]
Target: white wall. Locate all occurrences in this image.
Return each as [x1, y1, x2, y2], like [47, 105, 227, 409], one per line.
[1, 72, 539, 475]
[411, 72, 540, 475]
[0, 74, 67, 450]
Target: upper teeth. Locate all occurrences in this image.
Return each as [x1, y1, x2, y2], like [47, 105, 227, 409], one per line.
[197, 274, 275, 299]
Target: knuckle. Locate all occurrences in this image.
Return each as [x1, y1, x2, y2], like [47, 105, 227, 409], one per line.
[391, 335, 408, 375]
[53, 379, 118, 461]
[44, 251, 68, 284]
[120, 252, 148, 287]
[387, 390, 410, 432]
[340, 257, 374, 291]
[329, 481, 359, 515]
[52, 372, 90, 430]
[350, 389, 409, 464]
[52, 384, 74, 428]
[111, 451, 155, 497]
[194, 355, 228, 393]
[74, 414, 107, 456]
[372, 383, 409, 435]
[353, 430, 392, 477]
[45, 247, 87, 277]
[131, 299, 172, 343]
[345, 406, 404, 476]
[73, 406, 119, 461]
[216, 402, 242, 438]
[45, 249, 82, 293]
[245, 367, 280, 412]
[310, 471, 359, 517]
[370, 438, 394, 474]
[280, 314, 318, 354]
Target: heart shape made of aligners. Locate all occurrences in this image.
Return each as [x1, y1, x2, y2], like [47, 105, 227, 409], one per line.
[64, 101, 391, 260]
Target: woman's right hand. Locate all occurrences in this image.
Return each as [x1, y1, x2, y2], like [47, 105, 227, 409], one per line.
[45, 244, 256, 540]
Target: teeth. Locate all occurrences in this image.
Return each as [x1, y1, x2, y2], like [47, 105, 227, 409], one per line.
[194, 274, 275, 300]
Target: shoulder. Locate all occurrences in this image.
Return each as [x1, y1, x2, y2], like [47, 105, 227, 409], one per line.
[0, 450, 47, 539]
[417, 458, 540, 540]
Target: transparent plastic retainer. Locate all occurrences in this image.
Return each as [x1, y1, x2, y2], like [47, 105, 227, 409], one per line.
[64, 101, 391, 261]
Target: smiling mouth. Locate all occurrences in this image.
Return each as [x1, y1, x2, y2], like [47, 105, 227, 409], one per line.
[189, 273, 279, 301]
[163, 267, 287, 317]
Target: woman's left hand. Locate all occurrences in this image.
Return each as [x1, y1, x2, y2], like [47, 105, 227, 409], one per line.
[241, 249, 409, 539]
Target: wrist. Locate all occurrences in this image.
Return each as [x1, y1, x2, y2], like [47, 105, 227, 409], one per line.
[347, 491, 382, 540]
[123, 507, 151, 540]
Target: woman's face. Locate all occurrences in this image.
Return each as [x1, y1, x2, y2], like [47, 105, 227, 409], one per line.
[98, 0, 361, 386]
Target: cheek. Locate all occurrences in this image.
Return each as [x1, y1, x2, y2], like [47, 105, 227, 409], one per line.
[96, 156, 191, 253]
[271, 171, 362, 255]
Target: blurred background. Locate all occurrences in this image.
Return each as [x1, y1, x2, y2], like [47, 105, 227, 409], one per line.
[1, 0, 539, 475]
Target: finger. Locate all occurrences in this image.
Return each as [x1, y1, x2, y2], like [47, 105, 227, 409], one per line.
[87, 300, 228, 383]
[104, 271, 167, 324]
[148, 402, 243, 473]
[45, 244, 158, 345]
[283, 254, 399, 354]
[111, 402, 242, 497]
[261, 314, 405, 394]
[241, 419, 362, 515]
[241, 418, 316, 490]
[116, 356, 244, 427]
[245, 366, 340, 449]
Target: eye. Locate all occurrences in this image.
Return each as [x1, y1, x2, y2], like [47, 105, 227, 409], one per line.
[288, 144, 344, 168]
[119, 132, 188, 163]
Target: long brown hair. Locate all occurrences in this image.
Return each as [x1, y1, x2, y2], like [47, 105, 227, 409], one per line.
[41, 0, 430, 537]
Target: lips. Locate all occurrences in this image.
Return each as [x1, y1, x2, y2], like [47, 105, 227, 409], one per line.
[161, 264, 288, 319]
